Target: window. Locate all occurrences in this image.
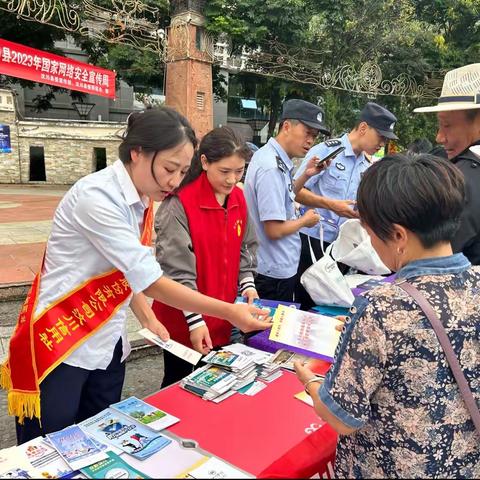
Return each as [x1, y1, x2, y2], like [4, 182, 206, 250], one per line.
[29, 146, 46, 181]
[93, 147, 107, 172]
[196, 91, 205, 111]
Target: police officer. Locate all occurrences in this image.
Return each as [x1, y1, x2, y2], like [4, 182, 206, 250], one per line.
[294, 102, 398, 309]
[414, 63, 480, 265]
[244, 99, 333, 302]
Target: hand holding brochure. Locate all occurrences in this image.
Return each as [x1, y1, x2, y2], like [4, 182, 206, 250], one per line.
[269, 305, 343, 361]
[111, 396, 179, 431]
[138, 328, 202, 365]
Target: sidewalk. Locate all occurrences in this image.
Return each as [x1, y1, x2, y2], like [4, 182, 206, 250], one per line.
[0, 185, 67, 285]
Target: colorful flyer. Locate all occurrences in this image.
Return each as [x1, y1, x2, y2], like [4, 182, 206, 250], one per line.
[269, 305, 343, 361]
[111, 396, 179, 432]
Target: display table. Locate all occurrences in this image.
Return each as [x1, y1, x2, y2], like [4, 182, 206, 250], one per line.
[146, 371, 337, 478]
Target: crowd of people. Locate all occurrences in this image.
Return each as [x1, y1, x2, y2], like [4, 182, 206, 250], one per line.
[1, 62, 479, 478]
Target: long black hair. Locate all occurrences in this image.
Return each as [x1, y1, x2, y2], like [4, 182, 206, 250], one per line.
[180, 126, 252, 189]
[118, 107, 197, 185]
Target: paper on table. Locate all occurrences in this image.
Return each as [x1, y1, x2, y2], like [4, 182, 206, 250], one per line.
[181, 456, 252, 479]
[294, 390, 314, 407]
[138, 328, 202, 365]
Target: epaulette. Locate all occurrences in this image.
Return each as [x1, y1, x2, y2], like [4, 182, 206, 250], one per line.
[276, 155, 287, 173]
[324, 138, 342, 148]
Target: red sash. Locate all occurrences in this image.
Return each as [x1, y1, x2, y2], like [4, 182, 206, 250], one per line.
[0, 200, 154, 423]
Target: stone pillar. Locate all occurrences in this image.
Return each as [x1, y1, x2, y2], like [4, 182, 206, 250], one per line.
[165, 0, 213, 139]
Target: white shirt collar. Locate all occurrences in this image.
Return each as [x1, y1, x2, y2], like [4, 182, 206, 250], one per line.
[112, 159, 148, 207]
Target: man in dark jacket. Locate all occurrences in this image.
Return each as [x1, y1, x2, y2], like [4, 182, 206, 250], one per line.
[415, 63, 480, 264]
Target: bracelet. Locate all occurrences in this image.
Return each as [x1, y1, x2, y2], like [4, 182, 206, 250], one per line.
[304, 376, 324, 396]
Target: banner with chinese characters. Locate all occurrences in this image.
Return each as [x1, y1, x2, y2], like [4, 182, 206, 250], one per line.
[0, 39, 116, 99]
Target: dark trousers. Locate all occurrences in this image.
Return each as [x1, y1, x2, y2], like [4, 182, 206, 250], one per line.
[16, 339, 125, 445]
[255, 272, 297, 303]
[161, 349, 196, 389]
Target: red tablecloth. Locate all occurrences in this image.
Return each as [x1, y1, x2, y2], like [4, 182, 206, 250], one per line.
[146, 371, 337, 478]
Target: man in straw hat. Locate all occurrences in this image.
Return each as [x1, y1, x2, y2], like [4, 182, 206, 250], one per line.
[414, 63, 480, 264]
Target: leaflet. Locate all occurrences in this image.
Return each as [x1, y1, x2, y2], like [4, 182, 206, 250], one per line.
[80, 408, 171, 460]
[138, 328, 202, 365]
[111, 396, 179, 432]
[46, 425, 108, 471]
[19, 436, 73, 478]
[80, 451, 149, 479]
[269, 305, 343, 360]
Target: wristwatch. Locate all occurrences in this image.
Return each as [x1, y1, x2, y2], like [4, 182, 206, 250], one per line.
[304, 376, 324, 396]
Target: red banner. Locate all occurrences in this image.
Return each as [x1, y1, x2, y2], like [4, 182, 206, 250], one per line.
[0, 39, 116, 99]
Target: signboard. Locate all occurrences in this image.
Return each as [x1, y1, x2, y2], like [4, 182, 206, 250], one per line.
[0, 124, 11, 153]
[0, 39, 116, 99]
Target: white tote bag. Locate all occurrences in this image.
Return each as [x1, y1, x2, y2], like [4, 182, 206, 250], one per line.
[331, 219, 390, 275]
[300, 232, 355, 308]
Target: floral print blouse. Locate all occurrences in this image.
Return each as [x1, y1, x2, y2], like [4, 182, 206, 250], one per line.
[319, 254, 480, 478]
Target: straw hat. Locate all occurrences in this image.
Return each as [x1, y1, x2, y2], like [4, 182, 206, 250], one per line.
[414, 63, 480, 113]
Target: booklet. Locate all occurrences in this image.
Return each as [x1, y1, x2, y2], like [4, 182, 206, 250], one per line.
[46, 425, 108, 471]
[20, 436, 73, 478]
[111, 396, 179, 432]
[80, 408, 171, 460]
[0, 446, 42, 479]
[138, 328, 202, 365]
[179, 456, 252, 479]
[269, 305, 343, 361]
[80, 451, 149, 479]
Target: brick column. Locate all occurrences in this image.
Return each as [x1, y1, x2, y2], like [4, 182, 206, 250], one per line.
[165, 2, 213, 139]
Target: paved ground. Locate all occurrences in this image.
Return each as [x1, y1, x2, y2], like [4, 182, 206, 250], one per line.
[0, 184, 166, 448]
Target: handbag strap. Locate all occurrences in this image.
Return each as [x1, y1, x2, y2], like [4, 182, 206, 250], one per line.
[307, 221, 326, 264]
[397, 280, 480, 434]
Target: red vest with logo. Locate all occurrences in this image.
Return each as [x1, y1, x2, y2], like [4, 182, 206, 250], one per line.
[152, 172, 247, 347]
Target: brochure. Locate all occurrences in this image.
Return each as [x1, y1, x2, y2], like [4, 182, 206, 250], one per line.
[0, 446, 41, 479]
[138, 328, 202, 365]
[80, 408, 171, 460]
[269, 305, 343, 361]
[19, 437, 73, 478]
[180, 456, 252, 479]
[80, 451, 149, 479]
[111, 396, 179, 432]
[46, 425, 108, 471]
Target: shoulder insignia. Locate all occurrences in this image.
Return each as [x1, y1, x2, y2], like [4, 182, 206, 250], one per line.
[324, 138, 342, 148]
[276, 155, 287, 173]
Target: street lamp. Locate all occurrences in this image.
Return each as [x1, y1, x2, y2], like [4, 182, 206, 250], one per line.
[246, 117, 268, 147]
[72, 101, 95, 120]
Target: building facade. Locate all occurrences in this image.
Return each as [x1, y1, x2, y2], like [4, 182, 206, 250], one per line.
[0, 88, 123, 184]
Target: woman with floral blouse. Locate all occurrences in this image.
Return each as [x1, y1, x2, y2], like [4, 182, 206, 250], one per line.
[295, 153, 480, 478]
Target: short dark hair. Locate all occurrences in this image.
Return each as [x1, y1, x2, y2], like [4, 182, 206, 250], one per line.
[278, 118, 299, 133]
[407, 138, 433, 154]
[357, 153, 465, 248]
[118, 107, 197, 165]
[465, 109, 480, 122]
[180, 126, 252, 188]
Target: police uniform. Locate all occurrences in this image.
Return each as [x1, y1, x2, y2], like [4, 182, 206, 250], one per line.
[451, 141, 480, 264]
[244, 138, 300, 301]
[294, 102, 398, 310]
[244, 99, 329, 302]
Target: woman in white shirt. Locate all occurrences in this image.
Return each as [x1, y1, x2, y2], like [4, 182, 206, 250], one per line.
[3, 107, 270, 444]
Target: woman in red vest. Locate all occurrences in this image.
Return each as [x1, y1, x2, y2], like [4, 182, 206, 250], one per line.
[152, 127, 259, 386]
